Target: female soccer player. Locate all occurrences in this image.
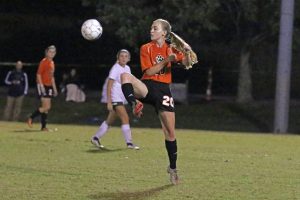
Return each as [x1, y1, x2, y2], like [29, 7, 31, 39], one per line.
[120, 19, 192, 185]
[27, 45, 58, 131]
[91, 49, 139, 150]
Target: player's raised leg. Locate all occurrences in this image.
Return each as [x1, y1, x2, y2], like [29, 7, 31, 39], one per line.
[121, 73, 147, 117]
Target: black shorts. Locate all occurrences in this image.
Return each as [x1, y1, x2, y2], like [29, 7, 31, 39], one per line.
[141, 80, 175, 113]
[37, 85, 54, 98]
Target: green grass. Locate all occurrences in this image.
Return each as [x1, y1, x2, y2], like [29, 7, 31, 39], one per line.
[0, 121, 299, 200]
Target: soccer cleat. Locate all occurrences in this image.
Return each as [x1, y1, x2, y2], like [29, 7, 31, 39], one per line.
[27, 118, 33, 128]
[41, 128, 49, 132]
[133, 101, 143, 118]
[91, 137, 105, 148]
[167, 166, 179, 185]
[127, 143, 140, 150]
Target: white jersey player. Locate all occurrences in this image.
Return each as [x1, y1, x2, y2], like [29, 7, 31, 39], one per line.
[91, 49, 139, 150]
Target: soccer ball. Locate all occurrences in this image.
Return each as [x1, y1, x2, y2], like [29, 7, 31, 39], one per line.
[81, 19, 103, 41]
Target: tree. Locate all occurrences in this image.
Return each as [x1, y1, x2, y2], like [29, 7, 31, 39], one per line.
[87, 0, 299, 100]
[86, 0, 219, 51]
[216, 0, 280, 102]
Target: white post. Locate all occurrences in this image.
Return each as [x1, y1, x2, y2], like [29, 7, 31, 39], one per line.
[274, 0, 295, 133]
[206, 67, 213, 101]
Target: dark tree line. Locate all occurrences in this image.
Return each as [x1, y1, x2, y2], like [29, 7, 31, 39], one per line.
[0, 0, 300, 99]
[85, 0, 300, 101]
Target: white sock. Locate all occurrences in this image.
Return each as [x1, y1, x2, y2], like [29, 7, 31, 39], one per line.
[94, 121, 109, 139]
[121, 124, 132, 144]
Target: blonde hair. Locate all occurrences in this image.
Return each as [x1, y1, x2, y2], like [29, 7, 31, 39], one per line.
[153, 19, 172, 37]
[45, 45, 56, 53]
[116, 49, 131, 60]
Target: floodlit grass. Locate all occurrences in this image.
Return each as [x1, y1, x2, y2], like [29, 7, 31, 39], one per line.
[0, 121, 299, 200]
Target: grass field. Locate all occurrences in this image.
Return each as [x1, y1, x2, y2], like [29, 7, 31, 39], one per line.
[0, 121, 299, 200]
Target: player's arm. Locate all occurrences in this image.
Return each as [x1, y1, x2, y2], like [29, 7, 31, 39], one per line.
[52, 76, 58, 96]
[36, 74, 43, 85]
[181, 56, 191, 67]
[169, 45, 191, 67]
[37, 62, 46, 94]
[4, 71, 12, 85]
[180, 45, 192, 67]
[36, 74, 46, 95]
[141, 46, 175, 76]
[144, 55, 175, 76]
[106, 78, 114, 111]
[23, 73, 29, 95]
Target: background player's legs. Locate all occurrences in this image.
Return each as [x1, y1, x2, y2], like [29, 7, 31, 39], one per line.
[3, 96, 14, 121]
[115, 105, 131, 143]
[40, 98, 51, 113]
[91, 111, 117, 148]
[12, 95, 24, 121]
[94, 111, 116, 138]
[40, 98, 51, 130]
[28, 97, 51, 130]
[115, 105, 139, 149]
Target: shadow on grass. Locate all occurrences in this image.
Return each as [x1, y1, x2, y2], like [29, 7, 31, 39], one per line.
[88, 184, 173, 200]
[13, 129, 42, 133]
[86, 148, 124, 153]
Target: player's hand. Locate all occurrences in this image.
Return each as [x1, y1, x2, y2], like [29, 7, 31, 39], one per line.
[107, 102, 113, 112]
[53, 89, 58, 97]
[167, 53, 176, 62]
[12, 80, 21, 85]
[39, 84, 46, 95]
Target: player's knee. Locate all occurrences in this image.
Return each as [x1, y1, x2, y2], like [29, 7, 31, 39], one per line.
[44, 105, 51, 111]
[121, 73, 131, 83]
[168, 131, 176, 140]
[121, 117, 129, 124]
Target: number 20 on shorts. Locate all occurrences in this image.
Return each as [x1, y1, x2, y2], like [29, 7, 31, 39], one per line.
[162, 95, 174, 107]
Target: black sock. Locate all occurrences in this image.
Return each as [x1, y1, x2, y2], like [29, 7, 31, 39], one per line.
[165, 140, 177, 169]
[121, 83, 136, 106]
[41, 113, 48, 129]
[30, 109, 41, 119]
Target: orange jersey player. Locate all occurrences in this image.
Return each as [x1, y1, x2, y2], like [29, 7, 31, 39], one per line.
[140, 41, 184, 84]
[120, 19, 193, 185]
[37, 58, 55, 87]
[27, 45, 58, 131]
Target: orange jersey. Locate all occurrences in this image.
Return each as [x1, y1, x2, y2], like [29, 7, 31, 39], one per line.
[37, 58, 55, 86]
[140, 41, 184, 84]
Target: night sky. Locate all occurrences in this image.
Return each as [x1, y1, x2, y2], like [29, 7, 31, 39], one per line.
[0, 0, 127, 65]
